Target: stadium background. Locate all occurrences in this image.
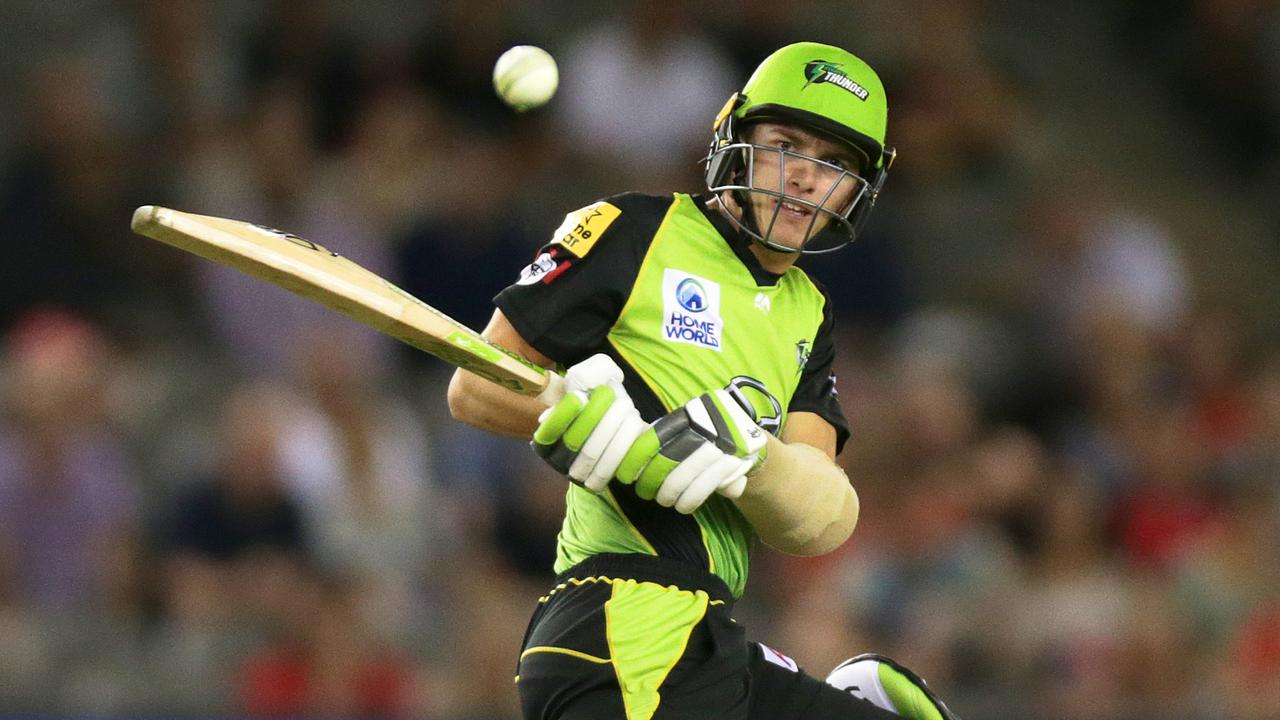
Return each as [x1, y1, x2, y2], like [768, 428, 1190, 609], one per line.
[0, 1, 1278, 717]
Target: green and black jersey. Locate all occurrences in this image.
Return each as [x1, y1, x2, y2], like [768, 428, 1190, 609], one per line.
[496, 192, 849, 598]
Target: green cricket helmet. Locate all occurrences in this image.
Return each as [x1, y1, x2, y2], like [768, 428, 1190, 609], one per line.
[704, 42, 896, 254]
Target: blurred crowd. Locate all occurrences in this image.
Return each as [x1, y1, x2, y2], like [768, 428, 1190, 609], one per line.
[1, 1, 1278, 718]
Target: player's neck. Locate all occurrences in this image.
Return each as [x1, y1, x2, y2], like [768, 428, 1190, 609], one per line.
[746, 242, 797, 275]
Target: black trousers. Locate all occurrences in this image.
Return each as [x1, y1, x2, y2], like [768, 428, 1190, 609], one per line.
[516, 554, 902, 720]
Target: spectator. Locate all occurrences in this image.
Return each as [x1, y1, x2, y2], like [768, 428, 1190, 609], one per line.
[278, 338, 447, 637]
[0, 309, 142, 613]
[1226, 601, 1280, 719]
[394, 132, 541, 336]
[175, 79, 398, 377]
[1179, 308, 1258, 460]
[1018, 179, 1190, 342]
[1111, 401, 1221, 573]
[1174, 475, 1280, 657]
[0, 55, 191, 334]
[238, 575, 414, 718]
[241, 0, 364, 152]
[412, 0, 526, 137]
[161, 381, 309, 628]
[553, 1, 736, 191]
[1012, 478, 1130, 719]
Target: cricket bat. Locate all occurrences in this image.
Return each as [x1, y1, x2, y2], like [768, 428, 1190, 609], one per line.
[131, 205, 563, 402]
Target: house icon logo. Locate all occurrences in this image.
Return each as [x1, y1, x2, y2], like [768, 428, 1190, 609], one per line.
[676, 278, 707, 312]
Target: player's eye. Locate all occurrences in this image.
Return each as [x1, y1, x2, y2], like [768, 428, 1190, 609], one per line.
[776, 140, 793, 151]
[824, 157, 849, 171]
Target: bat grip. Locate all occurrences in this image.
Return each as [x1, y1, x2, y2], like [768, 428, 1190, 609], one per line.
[534, 370, 566, 406]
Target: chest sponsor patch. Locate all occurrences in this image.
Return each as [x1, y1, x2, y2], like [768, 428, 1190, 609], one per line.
[550, 201, 621, 258]
[662, 269, 722, 351]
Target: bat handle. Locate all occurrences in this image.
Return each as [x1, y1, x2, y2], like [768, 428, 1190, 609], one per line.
[534, 370, 566, 407]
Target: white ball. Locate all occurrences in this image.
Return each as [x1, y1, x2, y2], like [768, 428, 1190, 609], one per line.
[493, 45, 558, 112]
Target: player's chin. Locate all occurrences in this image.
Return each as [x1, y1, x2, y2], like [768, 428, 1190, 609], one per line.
[753, 206, 801, 236]
[759, 229, 807, 253]
[772, 216, 832, 252]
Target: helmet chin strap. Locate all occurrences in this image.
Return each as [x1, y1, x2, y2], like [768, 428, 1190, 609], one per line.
[717, 191, 802, 256]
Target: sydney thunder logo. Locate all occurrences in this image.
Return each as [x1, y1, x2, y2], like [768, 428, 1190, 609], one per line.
[803, 60, 870, 101]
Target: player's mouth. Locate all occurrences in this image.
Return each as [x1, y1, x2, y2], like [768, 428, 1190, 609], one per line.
[772, 198, 814, 220]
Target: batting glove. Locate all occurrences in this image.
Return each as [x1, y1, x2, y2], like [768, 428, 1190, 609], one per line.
[826, 654, 961, 720]
[532, 354, 648, 492]
[615, 389, 767, 514]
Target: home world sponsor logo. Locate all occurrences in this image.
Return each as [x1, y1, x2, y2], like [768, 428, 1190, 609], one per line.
[662, 269, 722, 351]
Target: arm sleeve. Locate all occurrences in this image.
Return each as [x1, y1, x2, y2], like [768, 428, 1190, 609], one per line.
[787, 287, 851, 455]
[494, 193, 670, 366]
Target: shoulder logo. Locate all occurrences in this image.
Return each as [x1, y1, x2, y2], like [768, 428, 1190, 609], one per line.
[550, 201, 621, 258]
[758, 644, 799, 673]
[662, 269, 722, 351]
[516, 250, 558, 285]
[802, 60, 869, 101]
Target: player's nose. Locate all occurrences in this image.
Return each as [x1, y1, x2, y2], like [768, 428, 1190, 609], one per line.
[784, 155, 817, 194]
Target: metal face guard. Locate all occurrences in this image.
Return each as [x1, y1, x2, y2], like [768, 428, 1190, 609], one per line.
[706, 142, 870, 254]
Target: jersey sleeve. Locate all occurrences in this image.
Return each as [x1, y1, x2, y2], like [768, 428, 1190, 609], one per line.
[494, 193, 671, 366]
[788, 285, 851, 455]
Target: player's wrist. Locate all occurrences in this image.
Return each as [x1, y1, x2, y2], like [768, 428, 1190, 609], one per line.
[744, 433, 779, 478]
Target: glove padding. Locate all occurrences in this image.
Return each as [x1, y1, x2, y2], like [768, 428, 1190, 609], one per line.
[615, 389, 766, 514]
[532, 354, 647, 492]
[825, 654, 961, 720]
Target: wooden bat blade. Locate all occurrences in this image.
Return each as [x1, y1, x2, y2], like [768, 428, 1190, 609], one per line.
[131, 205, 560, 399]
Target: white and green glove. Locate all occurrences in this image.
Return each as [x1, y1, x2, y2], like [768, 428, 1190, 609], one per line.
[826, 654, 961, 720]
[614, 389, 767, 514]
[532, 354, 648, 492]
